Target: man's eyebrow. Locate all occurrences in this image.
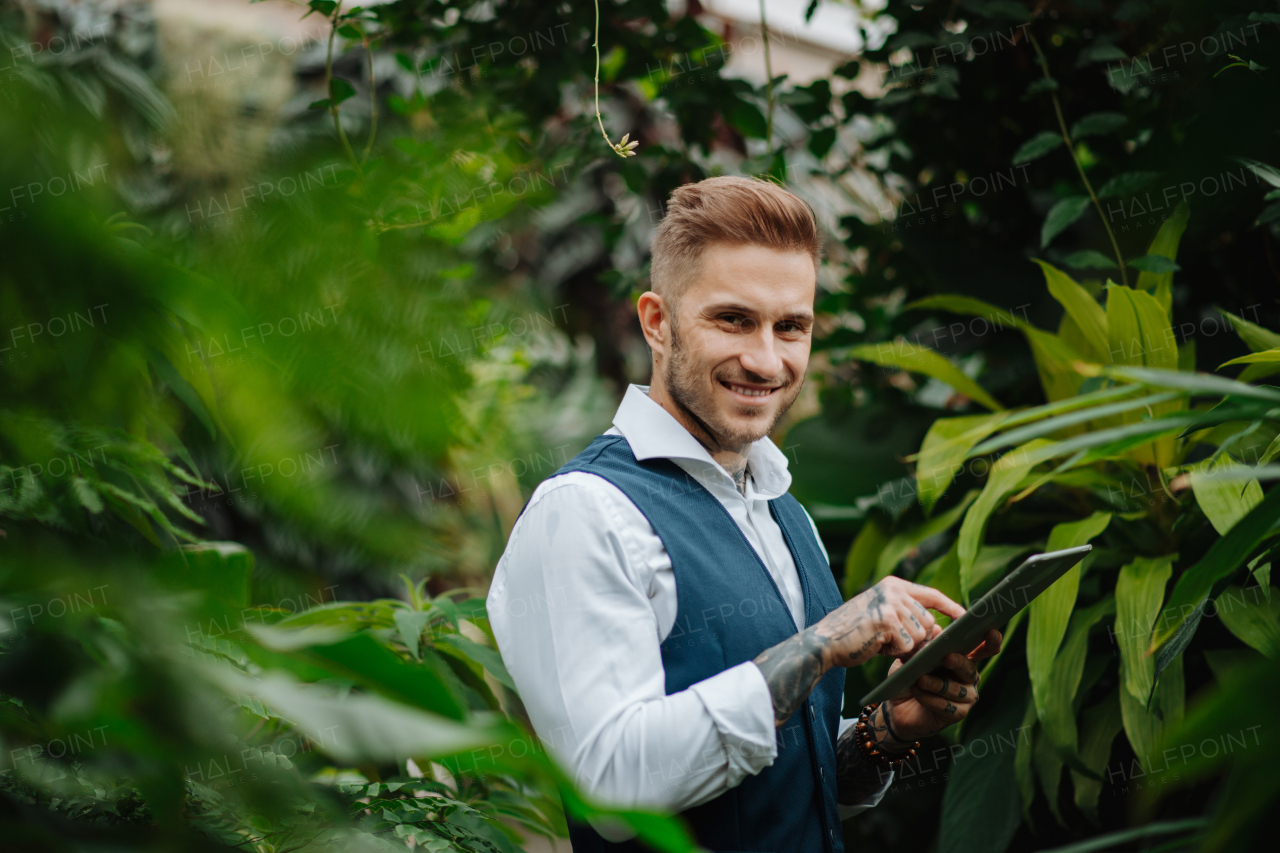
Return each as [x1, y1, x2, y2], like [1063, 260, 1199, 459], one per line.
[703, 303, 815, 322]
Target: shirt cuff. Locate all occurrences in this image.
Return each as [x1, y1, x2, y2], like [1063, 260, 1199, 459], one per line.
[688, 661, 779, 781]
[837, 768, 893, 821]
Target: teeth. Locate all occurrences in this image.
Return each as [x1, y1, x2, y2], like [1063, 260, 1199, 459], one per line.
[728, 384, 774, 397]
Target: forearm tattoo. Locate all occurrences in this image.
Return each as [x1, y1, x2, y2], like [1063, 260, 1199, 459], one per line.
[752, 626, 830, 727]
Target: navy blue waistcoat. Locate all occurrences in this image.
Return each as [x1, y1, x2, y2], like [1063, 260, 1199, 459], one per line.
[554, 436, 847, 853]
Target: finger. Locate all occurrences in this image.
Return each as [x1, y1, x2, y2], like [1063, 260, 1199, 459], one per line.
[880, 614, 923, 657]
[906, 598, 939, 632]
[909, 687, 970, 719]
[927, 624, 943, 641]
[888, 658, 903, 675]
[972, 628, 1003, 660]
[917, 673, 979, 703]
[939, 652, 979, 684]
[900, 582, 966, 621]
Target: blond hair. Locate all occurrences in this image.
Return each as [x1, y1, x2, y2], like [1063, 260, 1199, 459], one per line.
[649, 176, 822, 305]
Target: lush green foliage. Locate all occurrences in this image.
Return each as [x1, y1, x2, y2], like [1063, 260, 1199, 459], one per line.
[3, 0, 1279, 851]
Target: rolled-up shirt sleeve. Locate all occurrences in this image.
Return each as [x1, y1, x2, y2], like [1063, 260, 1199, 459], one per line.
[487, 475, 778, 812]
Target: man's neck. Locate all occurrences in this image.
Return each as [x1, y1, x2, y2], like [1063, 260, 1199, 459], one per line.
[647, 382, 752, 495]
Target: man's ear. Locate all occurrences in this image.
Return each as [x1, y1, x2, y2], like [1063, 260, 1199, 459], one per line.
[636, 291, 667, 356]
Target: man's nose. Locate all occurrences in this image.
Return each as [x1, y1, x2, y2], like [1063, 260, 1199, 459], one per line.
[737, 326, 784, 380]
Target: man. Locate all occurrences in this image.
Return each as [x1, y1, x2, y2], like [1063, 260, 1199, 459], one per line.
[487, 176, 1000, 852]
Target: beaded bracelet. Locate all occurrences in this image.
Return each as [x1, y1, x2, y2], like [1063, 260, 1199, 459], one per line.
[854, 703, 919, 770]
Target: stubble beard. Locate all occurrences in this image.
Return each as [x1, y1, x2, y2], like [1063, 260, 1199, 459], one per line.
[664, 320, 804, 453]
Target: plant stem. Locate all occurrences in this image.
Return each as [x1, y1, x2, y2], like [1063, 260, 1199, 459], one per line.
[361, 34, 378, 166]
[593, 0, 611, 150]
[760, 0, 774, 147]
[1027, 30, 1127, 285]
[326, 1, 362, 178]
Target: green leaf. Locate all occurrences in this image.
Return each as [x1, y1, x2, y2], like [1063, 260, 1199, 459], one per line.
[209, 668, 497, 766]
[1070, 112, 1127, 139]
[1219, 347, 1280, 368]
[1040, 197, 1092, 248]
[970, 544, 1038, 599]
[437, 633, 517, 690]
[1039, 594, 1115, 759]
[1116, 554, 1175, 704]
[1152, 484, 1280, 650]
[1096, 364, 1280, 404]
[394, 609, 433, 660]
[1022, 77, 1059, 100]
[1070, 690, 1124, 825]
[1217, 310, 1280, 353]
[1216, 585, 1280, 658]
[843, 516, 890, 596]
[915, 413, 1008, 513]
[1236, 156, 1280, 190]
[1077, 42, 1129, 65]
[308, 98, 331, 110]
[1126, 254, 1180, 273]
[1035, 260, 1108, 358]
[1062, 249, 1118, 270]
[905, 295, 1088, 401]
[1192, 456, 1263, 536]
[256, 630, 470, 719]
[727, 99, 768, 139]
[1106, 284, 1177, 368]
[1097, 171, 1161, 198]
[329, 77, 357, 105]
[968, 392, 1181, 457]
[1015, 701, 1037, 821]
[1033, 725, 1066, 826]
[847, 340, 1004, 411]
[1135, 203, 1189, 314]
[1028, 514, 1112, 728]
[956, 440, 1053, 602]
[1119, 652, 1183, 771]
[875, 492, 978, 581]
[937, 682, 1027, 853]
[1035, 819, 1205, 853]
[1013, 132, 1064, 166]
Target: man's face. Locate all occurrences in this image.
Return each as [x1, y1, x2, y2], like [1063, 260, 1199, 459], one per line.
[663, 243, 816, 449]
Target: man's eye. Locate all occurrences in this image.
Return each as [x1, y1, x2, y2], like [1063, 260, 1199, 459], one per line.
[719, 314, 745, 327]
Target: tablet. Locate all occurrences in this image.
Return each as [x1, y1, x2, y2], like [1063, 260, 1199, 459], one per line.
[858, 544, 1093, 707]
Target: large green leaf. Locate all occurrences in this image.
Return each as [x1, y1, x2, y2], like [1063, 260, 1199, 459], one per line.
[253, 629, 470, 720]
[1092, 364, 1280, 404]
[1070, 690, 1124, 825]
[843, 515, 890, 596]
[1116, 554, 1176, 704]
[1192, 455, 1263, 535]
[1151, 484, 1280, 649]
[1216, 585, 1280, 657]
[1106, 284, 1177, 368]
[1035, 260, 1108, 359]
[969, 392, 1182, 456]
[1219, 347, 1280, 368]
[938, 681, 1028, 853]
[1134, 203, 1189, 315]
[1028, 513, 1112, 727]
[1041, 595, 1116, 759]
[916, 413, 1007, 513]
[848, 340, 1004, 411]
[957, 439, 1053, 602]
[1219, 309, 1280, 353]
[1119, 652, 1183, 772]
[875, 492, 978, 581]
[905, 295, 1087, 401]
[1032, 724, 1066, 826]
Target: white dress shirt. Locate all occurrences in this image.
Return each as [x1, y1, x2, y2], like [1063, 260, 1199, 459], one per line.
[487, 385, 891, 819]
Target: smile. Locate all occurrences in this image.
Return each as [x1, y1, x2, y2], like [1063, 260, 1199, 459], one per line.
[720, 381, 780, 399]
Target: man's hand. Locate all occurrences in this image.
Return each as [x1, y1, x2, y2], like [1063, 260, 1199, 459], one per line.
[878, 628, 1003, 745]
[813, 577, 966, 670]
[753, 577, 966, 727]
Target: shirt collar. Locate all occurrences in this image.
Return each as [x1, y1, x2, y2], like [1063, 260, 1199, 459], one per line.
[610, 384, 793, 499]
